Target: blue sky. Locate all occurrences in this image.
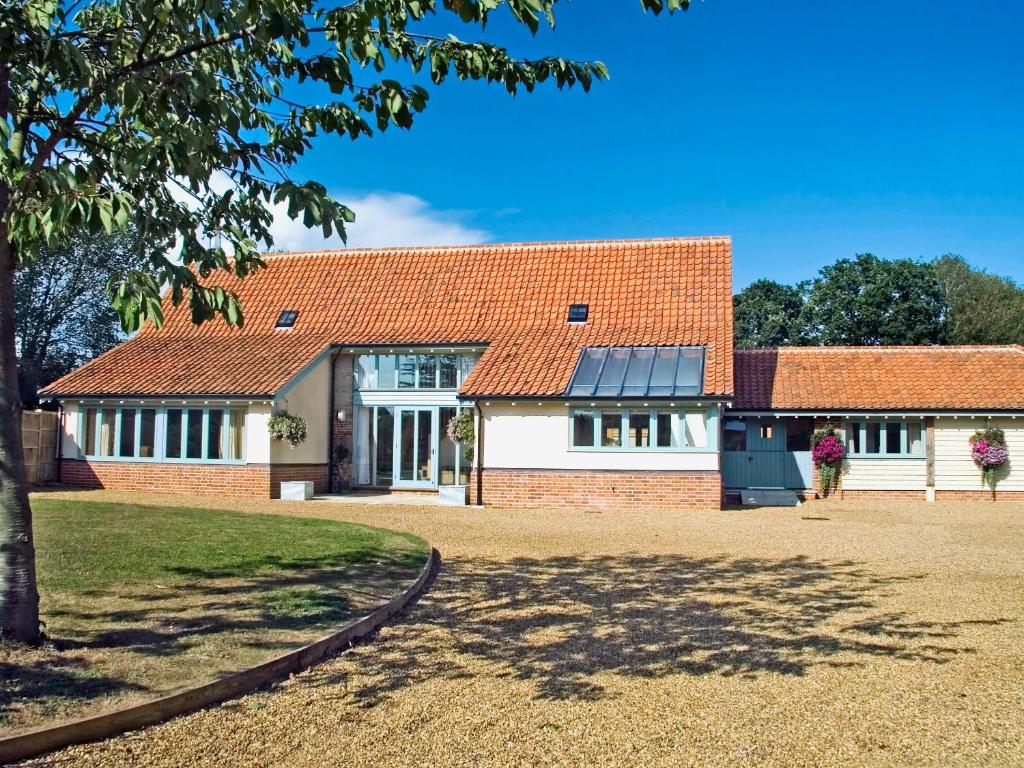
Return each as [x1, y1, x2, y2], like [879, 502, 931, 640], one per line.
[279, 0, 1023, 290]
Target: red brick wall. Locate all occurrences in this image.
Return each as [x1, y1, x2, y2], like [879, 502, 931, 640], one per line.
[60, 459, 273, 498]
[269, 463, 330, 497]
[469, 468, 722, 510]
[934, 489, 1024, 502]
[330, 353, 353, 490]
[59, 459, 328, 499]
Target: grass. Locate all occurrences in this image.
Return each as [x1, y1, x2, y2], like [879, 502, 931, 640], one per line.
[0, 498, 429, 734]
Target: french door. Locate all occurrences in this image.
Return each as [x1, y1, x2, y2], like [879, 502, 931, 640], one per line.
[394, 407, 436, 488]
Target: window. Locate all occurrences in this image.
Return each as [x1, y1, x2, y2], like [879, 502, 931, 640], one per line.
[786, 418, 813, 452]
[845, 422, 860, 454]
[207, 409, 225, 460]
[600, 411, 622, 447]
[723, 420, 747, 452]
[439, 355, 459, 388]
[166, 409, 183, 458]
[572, 410, 596, 447]
[567, 346, 705, 397]
[845, 420, 925, 457]
[760, 425, 773, 440]
[139, 409, 157, 458]
[567, 304, 589, 323]
[275, 310, 298, 329]
[186, 409, 204, 459]
[628, 411, 650, 448]
[119, 409, 136, 457]
[572, 408, 713, 451]
[354, 352, 479, 390]
[907, 422, 924, 454]
[656, 411, 676, 447]
[397, 355, 417, 388]
[81, 406, 246, 462]
[418, 355, 438, 389]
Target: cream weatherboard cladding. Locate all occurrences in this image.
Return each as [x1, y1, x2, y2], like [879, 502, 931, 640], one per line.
[934, 418, 1024, 491]
[841, 458, 928, 491]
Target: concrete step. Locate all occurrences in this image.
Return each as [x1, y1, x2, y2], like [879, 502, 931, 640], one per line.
[739, 488, 802, 507]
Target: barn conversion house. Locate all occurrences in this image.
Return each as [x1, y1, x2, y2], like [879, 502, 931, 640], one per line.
[41, 237, 1024, 508]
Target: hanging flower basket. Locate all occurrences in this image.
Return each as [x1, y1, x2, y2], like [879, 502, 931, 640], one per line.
[969, 427, 1009, 491]
[810, 427, 845, 498]
[445, 410, 475, 463]
[268, 411, 308, 448]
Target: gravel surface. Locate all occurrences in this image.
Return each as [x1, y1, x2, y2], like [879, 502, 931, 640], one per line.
[23, 491, 1024, 767]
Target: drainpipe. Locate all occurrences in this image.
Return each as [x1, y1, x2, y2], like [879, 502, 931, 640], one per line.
[474, 400, 484, 506]
[328, 349, 338, 492]
[55, 402, 64, 483]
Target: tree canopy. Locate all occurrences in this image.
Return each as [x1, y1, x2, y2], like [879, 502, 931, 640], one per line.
[934, 255, 1024, 345]
[733, 279, 805, 348]
[800, 254, 947, 346]
[15, 229, 146, 406]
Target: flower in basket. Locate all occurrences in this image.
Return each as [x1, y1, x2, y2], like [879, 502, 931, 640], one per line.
[810, 427, 845, 497]
[969, 428, 1009, 489]
[812, 434, 845, 467]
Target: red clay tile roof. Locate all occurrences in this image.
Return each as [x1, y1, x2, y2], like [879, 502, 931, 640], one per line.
[42, 237, 734, 398]
[734, 346, 1024, 411]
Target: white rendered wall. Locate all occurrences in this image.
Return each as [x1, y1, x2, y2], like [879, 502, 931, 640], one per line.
[480, 403, 719, 472]
[271, 356, 331, 465]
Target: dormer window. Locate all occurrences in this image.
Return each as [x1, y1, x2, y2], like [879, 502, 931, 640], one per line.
[567, 304, 589, 324]
[275, 310, 298, 330]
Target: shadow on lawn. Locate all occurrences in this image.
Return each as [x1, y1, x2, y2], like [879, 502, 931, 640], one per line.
[44, 549, 425, 658]
[2, 548, 424, 730]
[312, 553, 1009, 703]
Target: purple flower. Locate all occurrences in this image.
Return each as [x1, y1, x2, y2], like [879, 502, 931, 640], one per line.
[812, 434, 845, 466]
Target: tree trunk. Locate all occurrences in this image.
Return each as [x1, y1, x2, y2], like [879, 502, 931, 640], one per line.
[0, 215, 40, 644]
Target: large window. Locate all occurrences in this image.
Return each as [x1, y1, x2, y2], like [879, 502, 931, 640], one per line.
[571, 408, 714, 451]
[80, 406, 246, 462]
[355, 352, 480, 390]
[845, 419, 925, 458]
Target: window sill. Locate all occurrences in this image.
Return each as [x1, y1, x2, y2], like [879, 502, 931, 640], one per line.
[845, 454, 926, 460]
[79, 456, 247, 465]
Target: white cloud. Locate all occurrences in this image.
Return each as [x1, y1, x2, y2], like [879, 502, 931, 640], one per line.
[267, 191, 490, 252]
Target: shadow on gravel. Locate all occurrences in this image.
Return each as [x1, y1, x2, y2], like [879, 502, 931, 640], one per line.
[321, 553, 1005, 703]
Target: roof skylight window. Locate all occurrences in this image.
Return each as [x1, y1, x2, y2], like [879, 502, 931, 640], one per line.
[567, 346, 705, 397]
[275, 310, 298, 329]
[567, 304, 589, 323]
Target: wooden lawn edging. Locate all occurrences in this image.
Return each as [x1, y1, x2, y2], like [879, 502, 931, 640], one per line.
[0, 547, 440, 765]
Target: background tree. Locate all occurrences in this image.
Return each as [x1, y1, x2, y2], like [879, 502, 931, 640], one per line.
[0, 1, 690, 642]
[933, 255, 1024, 345]
[733, 279, 805, 348]
[799, 254, 947, 345]
[16, 229, 147, 407]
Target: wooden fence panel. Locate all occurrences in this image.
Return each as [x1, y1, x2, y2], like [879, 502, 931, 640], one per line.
[22, 410, 58, 485]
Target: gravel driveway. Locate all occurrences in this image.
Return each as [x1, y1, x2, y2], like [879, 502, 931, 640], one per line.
[29, 491, 1024, 767]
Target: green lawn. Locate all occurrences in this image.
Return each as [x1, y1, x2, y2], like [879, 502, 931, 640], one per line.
[1, 499, 429, 733]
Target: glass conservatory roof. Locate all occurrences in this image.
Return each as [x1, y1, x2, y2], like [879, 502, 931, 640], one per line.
[566, 346, 705, 398]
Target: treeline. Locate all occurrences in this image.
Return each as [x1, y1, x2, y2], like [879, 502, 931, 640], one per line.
[734, 254, 1024, 348]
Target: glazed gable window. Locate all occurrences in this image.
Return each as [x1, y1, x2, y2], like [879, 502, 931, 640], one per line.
[80, 406, 246, 463]
[570, 408, 715, 451]
[355, 352, 480, 390]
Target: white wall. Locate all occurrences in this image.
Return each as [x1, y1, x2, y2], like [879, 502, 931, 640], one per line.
[60, 401, 81, 458]
[271, 356, 331, 464]
[842, 458, 926, 490]
[935, 417, 1024, 491]
[481, 403, 718, 472]
[246, 403, 272, 464]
